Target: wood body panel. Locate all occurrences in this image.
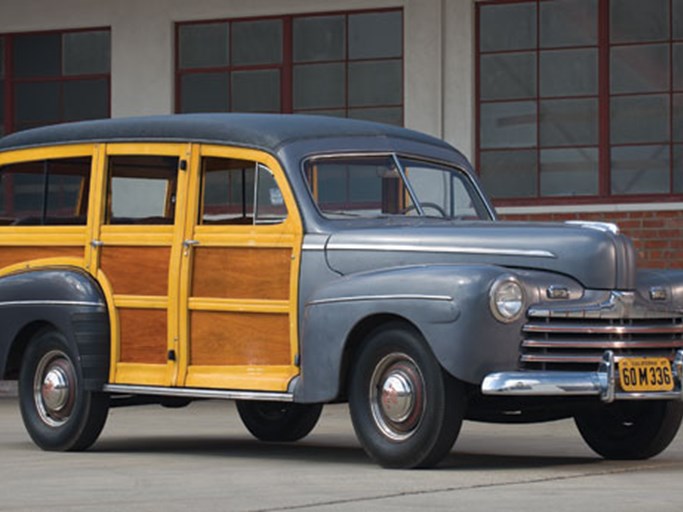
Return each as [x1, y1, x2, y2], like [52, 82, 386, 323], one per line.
[191, 247, 291, 300]
[118, 308, 168, 364]
[0, 246, 83, 270]
[189, 311, 290, 366]
[100, 246, 170, 296]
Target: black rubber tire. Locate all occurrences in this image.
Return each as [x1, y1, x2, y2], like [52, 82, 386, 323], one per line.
[575, 400, 683, 460]
[348, 323, 466, 469]
[18, 328, 110, 451]
[236, 401, 323, 442]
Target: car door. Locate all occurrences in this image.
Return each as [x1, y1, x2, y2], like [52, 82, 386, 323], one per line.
[176, 144, 303, 392]
[92, 143, 190, 387]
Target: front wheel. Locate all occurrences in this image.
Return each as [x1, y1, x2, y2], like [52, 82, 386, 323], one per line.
[574, 400, 683, 460]
[18, 328, 109, 451]
[236, 401, 323, 442]
[348, 323, 466, 468]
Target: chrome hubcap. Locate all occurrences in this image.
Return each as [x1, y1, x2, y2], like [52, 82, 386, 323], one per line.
[33, 350, 76, 427]
[370, 353, 425, 441]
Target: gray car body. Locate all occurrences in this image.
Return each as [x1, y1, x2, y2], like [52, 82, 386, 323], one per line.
[1, 114, 682, 410]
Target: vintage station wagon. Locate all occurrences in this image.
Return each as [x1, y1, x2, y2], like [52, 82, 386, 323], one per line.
[0, 114, 681, 468]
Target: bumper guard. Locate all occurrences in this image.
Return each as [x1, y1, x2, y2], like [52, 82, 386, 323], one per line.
[481, 349, 683, 403]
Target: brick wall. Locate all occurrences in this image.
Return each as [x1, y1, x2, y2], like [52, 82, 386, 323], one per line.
[499, 209, 683, 270]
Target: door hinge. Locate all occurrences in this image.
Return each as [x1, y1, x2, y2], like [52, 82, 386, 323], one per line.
[179, 159, 188, 171]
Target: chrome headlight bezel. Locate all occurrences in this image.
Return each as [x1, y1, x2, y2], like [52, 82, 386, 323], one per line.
[489, 276, 526, 323]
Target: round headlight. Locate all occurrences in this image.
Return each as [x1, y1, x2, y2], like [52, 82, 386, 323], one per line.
[490, 277, 526, 323]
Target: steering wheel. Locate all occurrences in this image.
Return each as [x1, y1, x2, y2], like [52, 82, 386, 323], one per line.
[402, 202, 448, 218]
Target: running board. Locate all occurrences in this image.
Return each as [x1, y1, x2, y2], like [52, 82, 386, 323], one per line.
[102, 384, 294, 402]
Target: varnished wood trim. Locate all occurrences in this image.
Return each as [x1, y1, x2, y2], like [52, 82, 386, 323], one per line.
[190, 311, 291, 366]
[100, 246, 170, 296]
[118, 308, 168, 365]
[191, 247, 291, 300]
[0, 246, 83, 271]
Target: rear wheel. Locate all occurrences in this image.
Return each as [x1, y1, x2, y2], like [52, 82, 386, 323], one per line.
[575, 400, 683, 459]
[348, 323, 466, 468]
[236, 401, 323, 442]
[18, 328, 109, 451]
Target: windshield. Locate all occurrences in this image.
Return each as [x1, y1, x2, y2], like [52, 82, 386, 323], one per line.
[303, 155, 491, 220]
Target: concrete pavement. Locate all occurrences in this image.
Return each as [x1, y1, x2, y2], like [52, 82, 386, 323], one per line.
[0, 398, 682, 511]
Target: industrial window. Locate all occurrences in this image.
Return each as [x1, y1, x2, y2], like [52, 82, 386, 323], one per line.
[476, 0, 683, 203]
[0, 28, 111, 135]
[175, 9, 403, 126]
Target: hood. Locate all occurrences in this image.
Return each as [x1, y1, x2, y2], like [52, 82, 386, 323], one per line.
[323, 221, 636, 290]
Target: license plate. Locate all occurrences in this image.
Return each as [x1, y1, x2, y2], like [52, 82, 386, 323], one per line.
[619, 357, 674, 392]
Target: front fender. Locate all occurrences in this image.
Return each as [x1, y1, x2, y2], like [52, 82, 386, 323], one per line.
[296, 264, 523, 402]
[0, 268, 110, 391]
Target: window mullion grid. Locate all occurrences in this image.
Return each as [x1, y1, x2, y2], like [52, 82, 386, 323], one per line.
[598, 0, 611, 197]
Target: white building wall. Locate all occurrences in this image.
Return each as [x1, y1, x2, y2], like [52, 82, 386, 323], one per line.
[0, 0, 477, 157]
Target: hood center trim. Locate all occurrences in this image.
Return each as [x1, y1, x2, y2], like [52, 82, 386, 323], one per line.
[323, 242, 556, 259]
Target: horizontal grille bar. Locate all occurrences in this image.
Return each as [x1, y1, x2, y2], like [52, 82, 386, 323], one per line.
[523, 338, 683, 349]
[524, 323, 683, 335]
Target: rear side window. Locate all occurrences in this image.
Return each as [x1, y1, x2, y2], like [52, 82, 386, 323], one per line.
[106, 155, 179, 224]
[0, 157, 91, 225]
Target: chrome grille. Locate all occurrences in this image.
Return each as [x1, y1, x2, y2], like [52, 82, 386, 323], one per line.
[520, 315, 683, 371]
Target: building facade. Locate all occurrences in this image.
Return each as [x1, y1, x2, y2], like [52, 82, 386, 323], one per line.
[1, 0, 681, 267]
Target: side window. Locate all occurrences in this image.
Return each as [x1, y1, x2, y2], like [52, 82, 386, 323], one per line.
[106, 155, 178, 224]
[200, 157, 287, 225]
[0, 157, 90, 225]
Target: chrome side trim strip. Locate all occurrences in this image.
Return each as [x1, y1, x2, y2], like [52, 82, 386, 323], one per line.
[103, 384, 294, 402]
[0, 300, 105, 308]
[326, 242, 556, 258]
[307, 294, 453, 307]
[482, 350, 683, 403]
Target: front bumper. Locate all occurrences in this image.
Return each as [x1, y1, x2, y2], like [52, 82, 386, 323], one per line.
[481, 349, 683, 403]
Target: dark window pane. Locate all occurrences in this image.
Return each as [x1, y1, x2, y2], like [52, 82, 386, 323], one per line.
[479, 3, 536, 52]
[674, 94, 683, 142]
[14, 33, 61, 78]
[232, 20, 282, 66]
[611, 0, 669, 43]
[63, 31, 110, 75]
[201, 158, 255, 224]
[540, 49, 598, 97]
[231, 70, 280, 112]
[673, 144, 683, 192]
[294, 109, 346, 118]
[0, 37, 4, 78]
[64, 79, 109, 121]
[540, 0, 597, 47]
[480, 52, 536, 100]
[180, 73, 229, 113]
[293, 63, 345, 110]
[611, 44, 669, 94]
[676, 0, 683, 39]
[480, 101, 537, 149]
[15, 82, 60, 125]
[348, 107, 403, 126]
[540, 98, 598, 147]
[611, 94, 669, 144]
[540, 148, 598, 196]
[348, 60, 402, 107]
[0, 81, 4, 122]
[255, 165, 287, 223]
[674, 44, 683, 91]
[45, 158, 90, 222]
[479, 150, 537, 198]
[293, 15, 345, 62]
[611, 145, 669, 194]
[178, 23, 229, 69]
[348, 11, 402, 59]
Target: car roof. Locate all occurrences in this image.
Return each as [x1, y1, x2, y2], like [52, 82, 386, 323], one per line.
[0, 113, 453, 153]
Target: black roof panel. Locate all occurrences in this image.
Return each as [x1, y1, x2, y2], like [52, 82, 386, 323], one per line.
[0, 113, 452, 153]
